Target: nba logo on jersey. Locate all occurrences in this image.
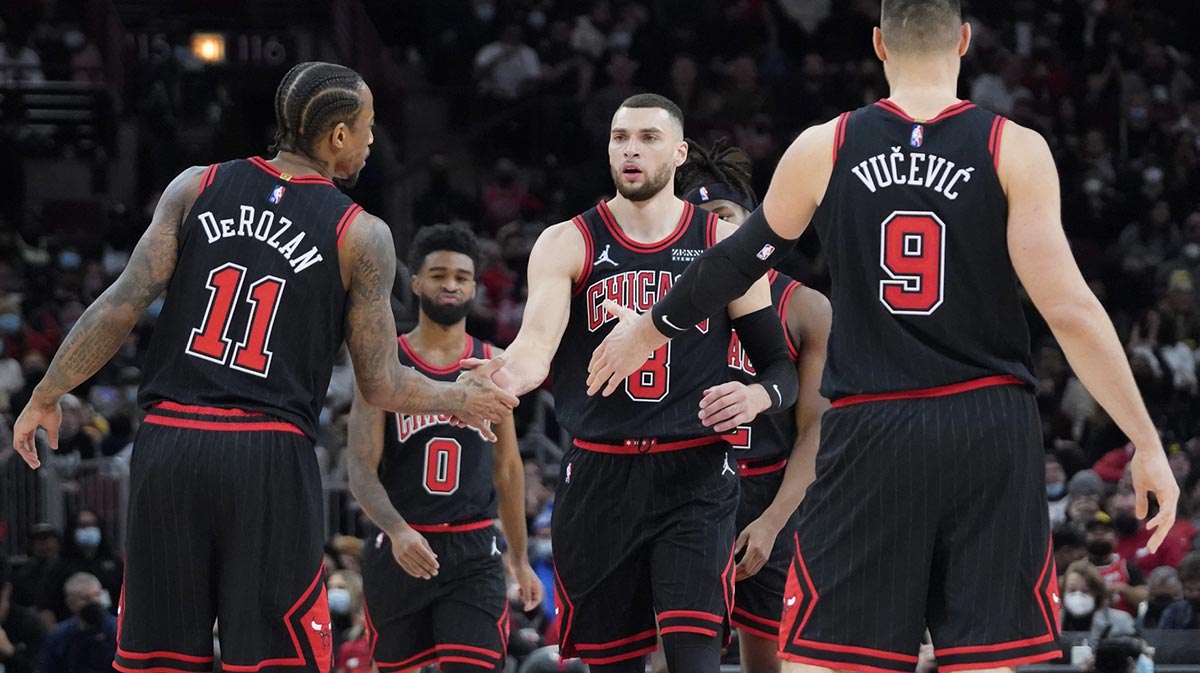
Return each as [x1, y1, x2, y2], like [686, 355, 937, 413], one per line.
[268, 185, 286, 204]
[565, 462, 573, 484]
[698, 186, 710, 201]
[756, 244, 775, 260]
[910, 124, 924, 148]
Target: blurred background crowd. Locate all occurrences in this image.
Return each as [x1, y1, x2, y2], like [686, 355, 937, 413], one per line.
[2, 0, 1200, 671]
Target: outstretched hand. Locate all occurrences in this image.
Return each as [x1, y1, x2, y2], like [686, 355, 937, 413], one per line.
[460, 356, 518, 397]
[454, 357, 519, 441]
[586, 300, 663, 397]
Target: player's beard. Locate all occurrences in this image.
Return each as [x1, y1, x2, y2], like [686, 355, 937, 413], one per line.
[610, 161, 673, 202]
[419, 294, 474, 326]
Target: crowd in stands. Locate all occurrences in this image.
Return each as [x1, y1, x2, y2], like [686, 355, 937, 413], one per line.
[3, 0, 1200, 670]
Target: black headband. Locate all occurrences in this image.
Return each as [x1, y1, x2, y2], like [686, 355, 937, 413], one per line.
[682, 182, 757, 213]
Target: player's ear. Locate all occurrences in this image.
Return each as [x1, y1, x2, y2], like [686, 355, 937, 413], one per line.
[958, 23, 971, 57]
[675, 138, 688, 168]
[873, 27, 887, 63]
[411, 274, 421, 296]
[331, 123, 348, 150]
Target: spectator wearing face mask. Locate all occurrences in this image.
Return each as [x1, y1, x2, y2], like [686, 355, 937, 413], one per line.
[37, 512, 121, 625]
[1047, 454, 1071, 526]
[327, 569, 370, 672]
[1060, 561, 1140, 642]
[1086, 512, 1149, 615]
[1139, 566, 1183, 628]
[1107, 491, 1188, 576]
[1159, 551, 1200, 629]
[35, 573, 117, 673]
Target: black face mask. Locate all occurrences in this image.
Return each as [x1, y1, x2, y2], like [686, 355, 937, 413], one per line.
[78, 602, 105, 630]
[1113, 513, 1139, 537]
[1087, 539, 1114, 558]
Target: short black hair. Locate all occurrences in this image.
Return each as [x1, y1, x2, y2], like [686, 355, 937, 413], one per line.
[880, 0, 962, 53]
[1052, 524, 1085, 550]
[618, 93, 684, 136]
[270, 62, 366, 159]
[675, 137, 755, 206]
[409, 223, 481, 273]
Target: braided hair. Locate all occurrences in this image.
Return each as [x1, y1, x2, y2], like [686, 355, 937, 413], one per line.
[675, 137, 756, 207]
[270, 62, 366, 159]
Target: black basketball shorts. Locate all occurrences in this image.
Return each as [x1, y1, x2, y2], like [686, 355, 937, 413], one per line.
[115, 403, 331, 673]
[731, 457, 801, 642]
[778, 382, 1062, 673]
[362, 523, 509, 673]
[551, 438, 739, 666]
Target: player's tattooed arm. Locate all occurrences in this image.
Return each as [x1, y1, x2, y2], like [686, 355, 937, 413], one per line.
[341, 213, 517, 434]
[12, 166, 202, 467]
[32, 166, 203, 405]
[347, 387, 440, 579]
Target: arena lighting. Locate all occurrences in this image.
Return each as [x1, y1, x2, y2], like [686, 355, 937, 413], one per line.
[191, 33, 226, 64]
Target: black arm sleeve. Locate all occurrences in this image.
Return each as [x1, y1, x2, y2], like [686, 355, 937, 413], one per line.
[651, 207, 796, 337]
[731, 307, 798, 414]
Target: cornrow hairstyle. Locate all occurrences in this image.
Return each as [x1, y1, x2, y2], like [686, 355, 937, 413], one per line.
[676, 137, 757, 207]
[410, 223, 481, 273]
[270, 61, 366, 158]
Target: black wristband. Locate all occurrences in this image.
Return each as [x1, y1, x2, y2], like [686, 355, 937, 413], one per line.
[650, 207, 795, 337]
[731, 307, 798, 413]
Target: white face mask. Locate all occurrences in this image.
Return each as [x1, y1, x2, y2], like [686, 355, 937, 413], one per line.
[1064, 591, 1096, 617]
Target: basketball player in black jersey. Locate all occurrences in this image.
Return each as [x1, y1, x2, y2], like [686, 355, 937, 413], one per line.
[675, 140, 830, 673]
[10, 63, 517, 673]
[463, 94, 798, 673]
[588, 2, 1180, 672]
[347, 224, 542, 673]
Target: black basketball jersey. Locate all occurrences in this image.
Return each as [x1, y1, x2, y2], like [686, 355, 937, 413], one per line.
[379, 334, 497, 526]
[552, 200, 732, 443]
[725, 271, 801, 461]
[810, 100, 1036, 401]
[139, 157, 361, 439]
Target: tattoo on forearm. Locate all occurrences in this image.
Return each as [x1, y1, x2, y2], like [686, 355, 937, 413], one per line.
[345, 219, 465, 415]
[35, 171, 189, 401]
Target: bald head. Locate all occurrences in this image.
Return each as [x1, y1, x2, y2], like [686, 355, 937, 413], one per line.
[881, 0, 962, 54]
